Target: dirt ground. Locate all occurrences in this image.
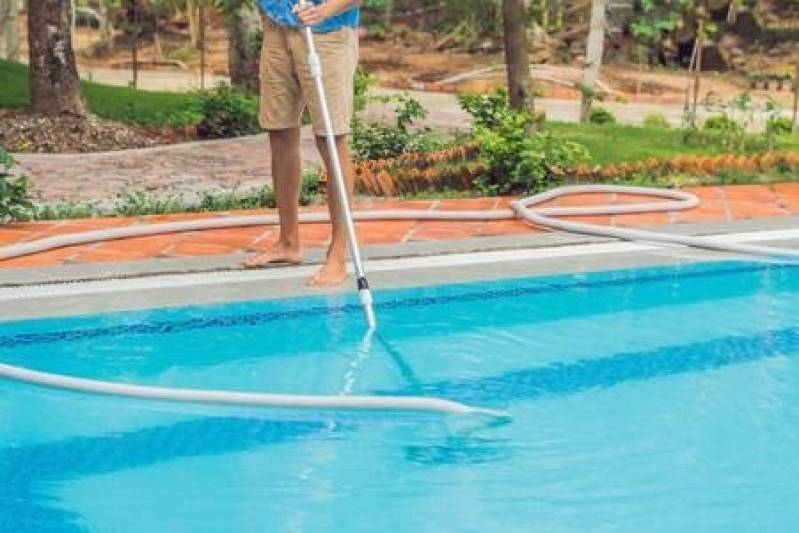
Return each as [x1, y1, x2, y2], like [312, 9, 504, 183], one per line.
[7, 14, 791, 108]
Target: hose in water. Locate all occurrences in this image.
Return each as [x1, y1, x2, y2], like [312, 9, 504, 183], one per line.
[2, 184, 798, 418]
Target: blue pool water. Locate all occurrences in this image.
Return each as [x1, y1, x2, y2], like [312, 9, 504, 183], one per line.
[2, 261, 799, 532]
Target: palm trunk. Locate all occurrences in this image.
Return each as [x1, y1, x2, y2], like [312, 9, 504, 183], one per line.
[580, 0, 607, 122]
[28, 0, 86, 115]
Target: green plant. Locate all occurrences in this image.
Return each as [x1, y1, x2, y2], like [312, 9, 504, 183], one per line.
[697, 91, 784, 152]
[643, 113, 670, 129]
[300, 170, 324, 205]
[703, 113, 743, 133]
[198, 187, 275, 211]
[457, 89, 515, 130]
[194, 84, 262, 139]
[0, 147, 34, 223]
[353, 67, 376, 113]
[767, 116, 794, 136]
[114, 190, 189, 217]
[351, 94, 446, 160]
[32, 201, 100, 220]
[473, 111, 589, 195]
[589, 106, 617, 125]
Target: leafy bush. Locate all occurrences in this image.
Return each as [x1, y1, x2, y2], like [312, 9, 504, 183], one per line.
[473, 112, 589, 195]
[703, 113, 743, 133]
[767, 116, 795, 136]
[643, 113, 670, 129]
[589, 106, 617, 125]
[0, 147, 34, 223]
[194, 84, 262, 139]
[692, 91, 785, 152]
[351, 94, 446, 160]
[353, 67, 376, 113]
[458, 88, 588, 194]
[457, 89, 516, 130]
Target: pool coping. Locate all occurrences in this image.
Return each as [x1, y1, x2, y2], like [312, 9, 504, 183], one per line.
[2, 216, 799, 322]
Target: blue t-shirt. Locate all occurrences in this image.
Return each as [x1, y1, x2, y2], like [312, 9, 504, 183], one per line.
[258, 0, 359, 33]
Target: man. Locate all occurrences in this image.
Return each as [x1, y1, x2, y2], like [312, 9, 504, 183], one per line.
[244, 0, 361, 287]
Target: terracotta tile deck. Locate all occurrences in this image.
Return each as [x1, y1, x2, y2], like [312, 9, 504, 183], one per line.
[0, 184, 796, 269]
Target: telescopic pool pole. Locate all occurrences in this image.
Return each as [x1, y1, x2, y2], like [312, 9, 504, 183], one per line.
[297, 0, 376, 330]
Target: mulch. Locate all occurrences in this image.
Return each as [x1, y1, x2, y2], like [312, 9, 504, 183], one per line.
[0, 110, 165, 153]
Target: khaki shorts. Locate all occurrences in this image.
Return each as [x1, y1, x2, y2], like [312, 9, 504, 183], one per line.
[259, 16, 359, 136]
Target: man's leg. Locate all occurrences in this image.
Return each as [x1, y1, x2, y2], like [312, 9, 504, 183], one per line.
[243, 127, 304, 267]
[307, 133, 355, 287]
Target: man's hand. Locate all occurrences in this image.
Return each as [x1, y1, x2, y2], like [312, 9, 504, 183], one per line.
[294, 2, 329, 26]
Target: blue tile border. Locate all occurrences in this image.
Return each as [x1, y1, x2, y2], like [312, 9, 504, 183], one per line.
[0, 262, 789, 349]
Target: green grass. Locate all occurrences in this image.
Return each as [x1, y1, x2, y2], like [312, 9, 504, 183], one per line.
[0, 60, 28, 109]
[544, 121, 799, 166]
[0, 59, 197, 126]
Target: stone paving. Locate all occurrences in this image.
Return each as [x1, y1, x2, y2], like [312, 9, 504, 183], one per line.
[13, 133, 320, 205]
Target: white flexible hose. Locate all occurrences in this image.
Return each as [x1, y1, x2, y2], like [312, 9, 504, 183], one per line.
[2, 184, 798, 417]
[3, 184, 797, 261]
[0, 362, 505, 417]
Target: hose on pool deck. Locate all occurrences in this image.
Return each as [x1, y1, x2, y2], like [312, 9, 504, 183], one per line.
[2, 185, 798, 262]
[2, 184, 799, 418]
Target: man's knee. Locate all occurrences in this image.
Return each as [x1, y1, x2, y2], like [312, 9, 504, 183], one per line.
[315, 134, 349, 150]
[268, 128, 300, 148]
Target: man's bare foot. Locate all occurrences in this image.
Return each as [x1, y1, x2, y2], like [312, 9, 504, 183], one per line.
[307, 257, 348, 287]
[242, 244, 303, 268]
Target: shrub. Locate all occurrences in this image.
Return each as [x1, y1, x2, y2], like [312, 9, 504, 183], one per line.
[703, 113, 743, 133]
[589, 106, 617, 125]
[194, 84, 262, 139]
[0, 147, 34, 223]
[457, 89, 515, 130]
[473, 111, 589, 195]
[351, 94, 446, 160]
[353, 67, 375, 113]
[643, 113, 670, 129]
[457, 89, 588, 194]
[767, 116, 795, 136]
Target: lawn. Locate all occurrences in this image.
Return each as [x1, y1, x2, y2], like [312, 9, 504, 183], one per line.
[544, 121, 799, 166]
[0, 59, 196, 126]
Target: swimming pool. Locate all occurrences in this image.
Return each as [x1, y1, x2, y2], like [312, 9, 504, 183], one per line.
[2, 260, 798, 532]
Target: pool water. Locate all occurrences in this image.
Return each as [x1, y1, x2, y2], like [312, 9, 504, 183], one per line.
[2, 261, 799, 532]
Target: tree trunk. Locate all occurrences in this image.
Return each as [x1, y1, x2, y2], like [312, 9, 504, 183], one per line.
[226, 5, 261, 94]
[793, 63, 798, 131]
[579, 0, 607, 122]
[503, 0, 533, 113]
[187, 0, 199, 48]
[27, 0, 87, 115]
[1, 0, 21, 61]
[99, 2, 113, 51]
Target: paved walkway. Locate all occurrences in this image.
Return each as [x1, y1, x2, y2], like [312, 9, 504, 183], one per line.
[11, 90, 713, 206]
[1, 183, 797, 271]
